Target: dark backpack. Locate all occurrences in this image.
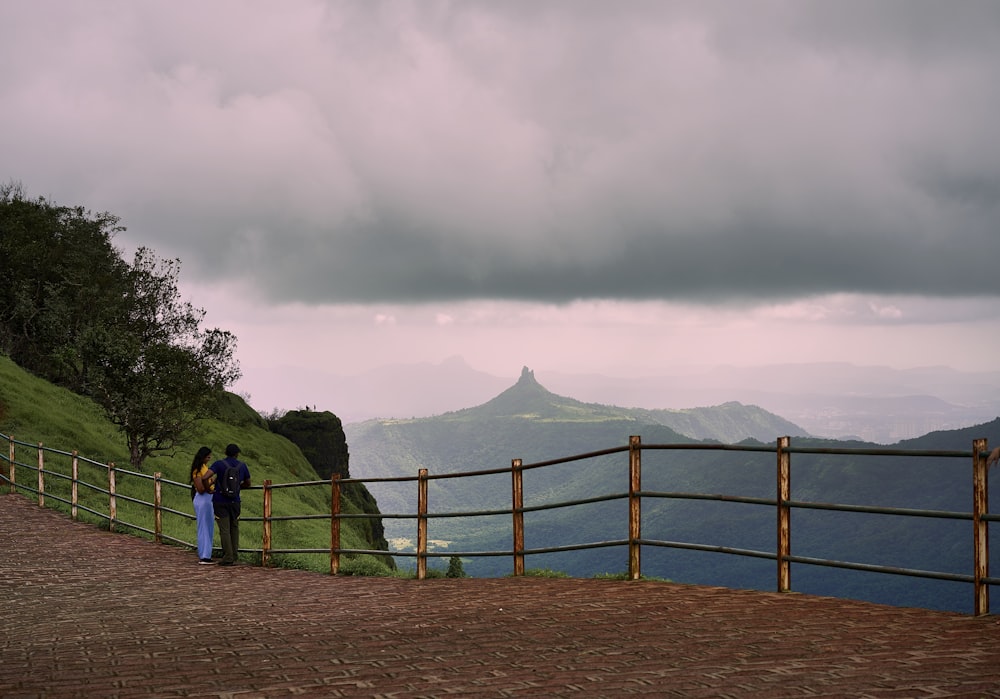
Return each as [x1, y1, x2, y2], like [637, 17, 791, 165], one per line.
[217, 461, 242, 499]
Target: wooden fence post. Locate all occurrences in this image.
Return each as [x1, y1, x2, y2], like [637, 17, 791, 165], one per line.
[36, 443, 44, 507]
[628, 435, 641, 580]
[262, 480, 272, 567]
[331, 474, 341, 575]
[153, 472, 162, 543]
[777, 436, 791, 593]
[973, 438, 989, 616]
[512, 458, 524, 576]
[108, 462, 117, 533]
[71, 451, 79, 520]
[7, 438, 14, 494]
[417, 468, 428, 581]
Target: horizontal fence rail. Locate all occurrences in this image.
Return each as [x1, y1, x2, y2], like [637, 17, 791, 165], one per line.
[1, 432, 994, 615]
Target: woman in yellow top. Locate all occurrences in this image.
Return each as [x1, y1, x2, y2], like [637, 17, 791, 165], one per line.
[190, 446, 216, 564]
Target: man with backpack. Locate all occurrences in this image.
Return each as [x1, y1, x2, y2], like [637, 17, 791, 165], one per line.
[208, 443, 252, 566]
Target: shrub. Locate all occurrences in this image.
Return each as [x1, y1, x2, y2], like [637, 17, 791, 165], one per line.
[338, 557, 394, 577]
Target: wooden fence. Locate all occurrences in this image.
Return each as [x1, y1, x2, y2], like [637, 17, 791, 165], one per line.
[2, 432, 996, 615]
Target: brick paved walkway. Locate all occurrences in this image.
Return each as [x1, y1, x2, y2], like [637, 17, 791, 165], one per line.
[2, 493, 1000, 698]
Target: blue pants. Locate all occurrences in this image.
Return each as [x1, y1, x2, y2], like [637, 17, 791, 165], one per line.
[192, 492, 215, 560]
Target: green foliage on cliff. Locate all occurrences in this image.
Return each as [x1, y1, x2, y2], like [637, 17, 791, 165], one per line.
[269, 408, 388, 553]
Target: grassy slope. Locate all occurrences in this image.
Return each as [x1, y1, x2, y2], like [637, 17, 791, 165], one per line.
[0, 354, 390, 574]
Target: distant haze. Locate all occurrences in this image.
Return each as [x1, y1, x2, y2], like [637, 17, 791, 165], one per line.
[247, 357, 1000, 445]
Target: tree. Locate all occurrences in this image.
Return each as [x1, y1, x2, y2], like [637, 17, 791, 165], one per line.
[446, 556, 466, 578]
[0, 182, 127, 388]
[85, 248, 241, 469]
[2, 184, 241, 470]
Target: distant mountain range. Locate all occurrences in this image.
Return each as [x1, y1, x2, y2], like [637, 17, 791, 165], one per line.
[246, 356, 1000, 444]
[539, 363, 1000, 443]
[344, 368, 1000, 613]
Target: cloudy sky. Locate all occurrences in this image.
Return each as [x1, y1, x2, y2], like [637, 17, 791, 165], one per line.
[2, 1, 999, 411]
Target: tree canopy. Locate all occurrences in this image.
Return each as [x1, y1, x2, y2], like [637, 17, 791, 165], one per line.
[0, 182, 127, 388]
[0, 182, 240, 469]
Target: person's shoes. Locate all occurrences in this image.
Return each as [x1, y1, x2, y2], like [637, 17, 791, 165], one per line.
[199, 559, 216, 565]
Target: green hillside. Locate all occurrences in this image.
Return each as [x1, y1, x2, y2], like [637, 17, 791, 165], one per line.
[0, 354, 392, 575]
[347, 367, 808, 518]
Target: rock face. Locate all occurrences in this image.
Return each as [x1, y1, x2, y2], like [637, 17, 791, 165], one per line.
[270, 409, 350, 480]
[270, 409, 390, 557]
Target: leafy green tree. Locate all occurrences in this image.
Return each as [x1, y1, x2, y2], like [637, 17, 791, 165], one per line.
[85, 248, 241, 469]
[0, 182, 127, 387]
[2, 184, 242, 470]
[446, 555, 466, 578]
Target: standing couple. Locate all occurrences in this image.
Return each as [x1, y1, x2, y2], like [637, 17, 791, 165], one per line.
[190, 443, 252, 566]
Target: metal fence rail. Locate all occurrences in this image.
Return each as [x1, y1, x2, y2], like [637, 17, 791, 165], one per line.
[1, 431, 994, 615]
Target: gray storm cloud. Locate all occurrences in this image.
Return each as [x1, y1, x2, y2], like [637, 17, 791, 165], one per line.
[2, 0, 999, 304]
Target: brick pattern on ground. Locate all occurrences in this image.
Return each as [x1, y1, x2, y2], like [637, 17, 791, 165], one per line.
[2, 493, 999, 698]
